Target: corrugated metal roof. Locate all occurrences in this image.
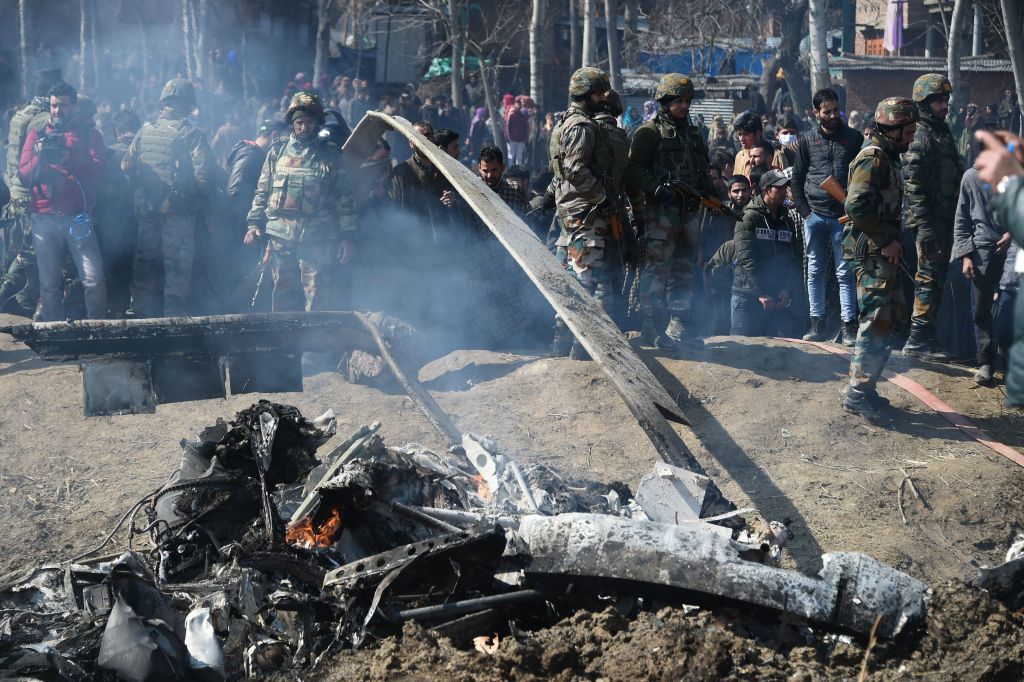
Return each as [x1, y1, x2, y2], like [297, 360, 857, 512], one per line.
[830, 54, 1012, 73]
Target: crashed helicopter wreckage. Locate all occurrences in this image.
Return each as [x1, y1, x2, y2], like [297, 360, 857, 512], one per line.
[1, 111, 731, 516]
[0, 401, 929, 680]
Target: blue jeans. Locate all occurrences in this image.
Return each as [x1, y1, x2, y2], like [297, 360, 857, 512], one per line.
[32, 212, 107, 321]
[803, 212, 856, 322]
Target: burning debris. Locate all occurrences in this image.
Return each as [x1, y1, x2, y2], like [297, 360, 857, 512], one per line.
[1, 401, 933, 679]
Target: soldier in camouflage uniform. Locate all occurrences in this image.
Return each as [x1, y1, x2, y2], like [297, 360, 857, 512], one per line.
[594, 90, 632, 329]
[122, 78, 215, 317]
[0, 69, 63, 317]
[902, 73, 964, 362]
[626, 73, 713, 350]
[549, 67, 615, 359]
[840, 98, 919, 423]
[244, 92, 357, 312]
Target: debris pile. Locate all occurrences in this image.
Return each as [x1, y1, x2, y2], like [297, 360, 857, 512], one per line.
[1, 402, 934, 679]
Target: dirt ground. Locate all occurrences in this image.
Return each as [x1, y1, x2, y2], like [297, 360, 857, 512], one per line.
[2, 312, 1024, 677]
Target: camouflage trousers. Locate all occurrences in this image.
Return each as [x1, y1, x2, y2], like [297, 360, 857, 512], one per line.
[556, 213, 615, 311]
[911, 231, 952, 330]
[848, 256, 910, 389]
[269, 237, 337, 312]
[131, 212, 195, 317]
[636, 208, 697, 321]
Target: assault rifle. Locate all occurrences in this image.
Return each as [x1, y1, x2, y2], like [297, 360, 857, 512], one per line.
[663, 178, 743, 220]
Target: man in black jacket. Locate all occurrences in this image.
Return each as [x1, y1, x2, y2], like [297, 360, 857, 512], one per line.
[791, 88, 864, 345]
[727, 170, 801, 337]
[226, 120, 277, 220]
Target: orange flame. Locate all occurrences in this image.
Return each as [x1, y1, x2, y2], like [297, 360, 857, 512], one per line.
[286, 508, 343, 548]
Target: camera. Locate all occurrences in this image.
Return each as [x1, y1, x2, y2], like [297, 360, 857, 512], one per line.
[36, 130, 66, 163]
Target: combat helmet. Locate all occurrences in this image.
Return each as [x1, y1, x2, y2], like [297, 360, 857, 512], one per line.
[873, 97, 919, 127]
[568, 67, 610, 99]
[159, 78, 196, 107]
[655, 73, 694, 102]
[287, 91, 326, 124]
[912, 73, 952, 104]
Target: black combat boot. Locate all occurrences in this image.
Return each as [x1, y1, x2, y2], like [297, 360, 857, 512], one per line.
[841, 319, 858, 348]
[663, 315, 703, 350]
[640, 316, 659, 347]
[802, 316, 827, 342]
[975, 363, 994, 385]
[902, 325, 953, 362]
[841, 385, 887, 424]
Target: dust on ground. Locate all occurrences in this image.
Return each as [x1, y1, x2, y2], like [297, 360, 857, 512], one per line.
[2, 314, 1024, 677]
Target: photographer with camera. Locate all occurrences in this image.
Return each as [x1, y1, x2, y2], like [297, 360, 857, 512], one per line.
[18, 81, 107, 322]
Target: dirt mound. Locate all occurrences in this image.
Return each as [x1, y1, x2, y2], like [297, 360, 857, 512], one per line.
[307, 581, 1023, 681]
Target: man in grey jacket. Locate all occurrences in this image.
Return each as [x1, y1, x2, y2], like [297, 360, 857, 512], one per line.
[953, 166, 1012, 384]
[791, 88, 864, 345]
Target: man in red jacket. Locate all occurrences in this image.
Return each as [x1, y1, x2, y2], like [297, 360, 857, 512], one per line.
[19, 81, 107, 321]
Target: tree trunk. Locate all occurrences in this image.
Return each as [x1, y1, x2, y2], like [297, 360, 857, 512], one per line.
[182, 0, 194, 80]
[948, 0, 968, 117]
[581, 0, 597, 67]
[807, 0, 830, 94]
[139, 16, 150, 109]
[622, 0, 638, 68]
[79, 0, 87, 91]
[475, 48, 504, 148]
[313, 0, 330, 87]
[569, 0, 580, 71]
[196, 0, 208, 80]
[89, 0, 99, 92]
[450, 0, 465, 109]
[1002, 0, 1024, 135]
[777, 0, 811, 113]
[605, 0, 621, 90]
[18, 0, 28, 100]
[529, 0, 544, 109]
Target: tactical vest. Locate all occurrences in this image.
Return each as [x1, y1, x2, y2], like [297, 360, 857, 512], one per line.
[549, 108, 611, 183]
[595, 115, 629, 197]
[648, 113, 707, 182]
[263, 138, 335, 242]
[5, 99, 48, 201]
[134, 116, 199, 212]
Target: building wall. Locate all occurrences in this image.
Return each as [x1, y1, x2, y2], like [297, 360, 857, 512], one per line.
[842, 69, 1014, 115]
[855, 0, 932, 56]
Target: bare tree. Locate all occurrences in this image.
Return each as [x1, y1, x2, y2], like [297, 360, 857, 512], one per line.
[530, 0, 545, 109]
[776, 0, 812, 113]
[569, 0, 580, 71]
[582, 0, 597, 67]
[196, 0, 208, 80]
[18, 0, 28, 100]
[79, 0, 88, 91]
[313, 0, 332, 86]
[807, 0, 830, 94]
[622, 0, 639, 68]
[450, 0, 466, 108]
[605, 0, 622, 90]
[182, 0, 195, 80]
[948, 0, 969, 116]
[1001, 0, 1024, 135]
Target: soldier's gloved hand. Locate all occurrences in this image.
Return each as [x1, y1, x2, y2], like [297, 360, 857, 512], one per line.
[244, 227, 263, 246]
[543, 191, 555, 211]
[654, 184, 675, 206]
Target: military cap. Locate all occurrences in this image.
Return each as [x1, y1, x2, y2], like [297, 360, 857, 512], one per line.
[873, 97, 919, 127]
[568, 67, 610, 98]
[912, 73, 952, 103]
[655, 73, 694, 102]
[287, 91, 326, 124]
[159, 78, 197, 107]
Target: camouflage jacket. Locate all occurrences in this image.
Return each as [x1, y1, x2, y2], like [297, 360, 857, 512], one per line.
[626, 111, 712, 210]
[247, 134, 356, 242]
[842, 133, 904, 260]
[550, 102, 609, 221]
[903, 111, 963, 236]
[593, 112, 629, 200]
